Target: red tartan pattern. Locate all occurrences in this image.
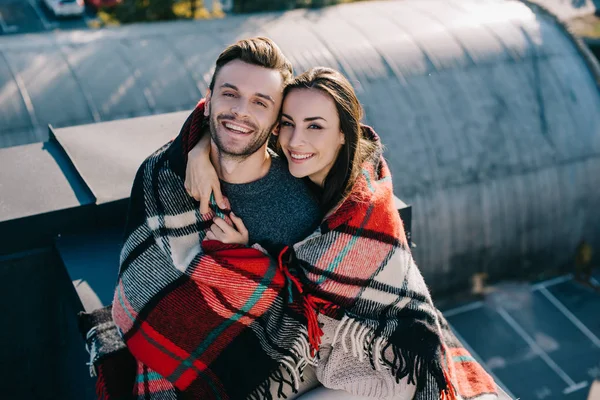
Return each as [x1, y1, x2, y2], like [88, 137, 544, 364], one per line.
[113, 102, 501, 400]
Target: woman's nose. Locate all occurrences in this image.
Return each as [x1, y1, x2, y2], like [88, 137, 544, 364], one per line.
[288, 128, 305, 147]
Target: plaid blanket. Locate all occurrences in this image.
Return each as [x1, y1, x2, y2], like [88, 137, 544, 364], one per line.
[286, 126, 498, 400]
[112, 101, 499, 399]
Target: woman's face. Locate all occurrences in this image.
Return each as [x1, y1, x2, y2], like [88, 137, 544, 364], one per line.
[278, 88, 345, 186]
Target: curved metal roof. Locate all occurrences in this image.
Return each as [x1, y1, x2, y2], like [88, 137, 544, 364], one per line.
[1, 0, 599, 292]
[0, 0, 595, 148]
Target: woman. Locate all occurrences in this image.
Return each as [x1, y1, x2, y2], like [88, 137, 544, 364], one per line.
[183, 67, 499, 400]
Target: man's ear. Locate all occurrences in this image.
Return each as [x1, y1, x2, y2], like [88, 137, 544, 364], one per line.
[204, 90, 211, 117]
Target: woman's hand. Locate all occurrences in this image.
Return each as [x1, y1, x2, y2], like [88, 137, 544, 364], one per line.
[185, 134, 226, 214]
[204, 212, 249, 245]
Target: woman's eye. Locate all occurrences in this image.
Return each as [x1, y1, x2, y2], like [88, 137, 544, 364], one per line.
[281, 121, 293, 127]
[308, 124, 322, 130]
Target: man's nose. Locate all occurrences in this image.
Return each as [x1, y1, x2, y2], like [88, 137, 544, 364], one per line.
[231, 99, 250, 118]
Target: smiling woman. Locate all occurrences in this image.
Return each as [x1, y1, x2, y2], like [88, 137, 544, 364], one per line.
[279, 88, 345, 186]
[275, 67, 378, 213]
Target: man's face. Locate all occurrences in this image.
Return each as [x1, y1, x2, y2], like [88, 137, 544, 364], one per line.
[205, 60, 284, 159]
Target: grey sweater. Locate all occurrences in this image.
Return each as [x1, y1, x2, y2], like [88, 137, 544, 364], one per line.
[221, 152, 322, 255]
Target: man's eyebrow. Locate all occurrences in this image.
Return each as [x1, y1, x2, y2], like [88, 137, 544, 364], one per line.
[255, 92, 275, 104]
[220, 83, 238, 91]
[220, 83, 274, 105]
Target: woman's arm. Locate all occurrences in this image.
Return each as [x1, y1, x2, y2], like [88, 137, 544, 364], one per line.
[184, 134, 226, 214]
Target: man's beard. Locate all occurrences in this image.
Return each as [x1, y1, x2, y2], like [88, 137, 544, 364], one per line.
[209, 111, 275, 160]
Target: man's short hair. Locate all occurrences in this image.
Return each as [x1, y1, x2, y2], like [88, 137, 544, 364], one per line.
[209, 37, 294, 91]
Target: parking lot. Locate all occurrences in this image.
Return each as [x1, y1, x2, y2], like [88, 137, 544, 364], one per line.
[445, 273, 600, 400]
[0, 0, 96, 35]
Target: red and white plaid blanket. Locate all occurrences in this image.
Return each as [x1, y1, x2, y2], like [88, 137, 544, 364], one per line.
[112, 101, 500, 400]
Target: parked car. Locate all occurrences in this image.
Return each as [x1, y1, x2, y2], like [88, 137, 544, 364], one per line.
[85, 0, 121, 9]
[42, 0, 85, 17]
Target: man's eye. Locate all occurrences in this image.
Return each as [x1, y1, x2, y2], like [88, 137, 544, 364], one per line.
[223, 93, 235, 97]
[255, 100, 267, 108]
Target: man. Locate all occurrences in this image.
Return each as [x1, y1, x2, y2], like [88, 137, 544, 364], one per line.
[182, 36, 322, 254]
[110, 37, 325, 400]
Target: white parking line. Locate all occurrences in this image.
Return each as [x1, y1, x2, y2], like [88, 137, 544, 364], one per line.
[450, 327, 517, 399]
[27, 0, 58, 30]
[539, 287, 600, 348]
[442, 274, 575, 319]
[530, 274, 572, 291]
[443, 300, 484, 318]
[0, 11, 19, 33]
[497, 307, 588, 394]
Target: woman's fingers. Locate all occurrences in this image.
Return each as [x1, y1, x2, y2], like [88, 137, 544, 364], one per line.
[212, 185, 226, 210]
[212, 217, 236, 234]
[206, 216, 247, 245]
[199, 190, 212, 215]
[205, 231, 217, 241]
[230, 212, 248, 239]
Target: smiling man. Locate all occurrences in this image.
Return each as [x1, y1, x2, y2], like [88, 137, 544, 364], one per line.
[187, 37, 322, 254]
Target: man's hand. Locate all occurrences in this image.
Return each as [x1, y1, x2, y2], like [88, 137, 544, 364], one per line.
[184, 135, 225, 214]
[204, 213, 249, 245]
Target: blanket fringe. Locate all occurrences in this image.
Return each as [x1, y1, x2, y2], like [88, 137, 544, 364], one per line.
[248, 329, 317, 400]
[247, 378, 272, 400]
[332, 315, 455, 398]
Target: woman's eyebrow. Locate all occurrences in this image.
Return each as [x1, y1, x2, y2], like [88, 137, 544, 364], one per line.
[281, 113, 294, 121]
[304, 117, 326, 122]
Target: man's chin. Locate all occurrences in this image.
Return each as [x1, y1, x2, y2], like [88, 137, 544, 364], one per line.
[214, 142, 256, 158]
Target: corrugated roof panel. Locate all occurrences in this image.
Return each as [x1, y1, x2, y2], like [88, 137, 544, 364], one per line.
[61, 43, 152, 121]
[168, 32, 228, 94]
[381, 2, 473, 72]
[0, 57, 36, 147]
[0, 54, 32, 137]
[411, 0, 511, 65]
[264, 15, 342, 73]
[5, 50, 93, 132]
[300, 9, 389, 85]
[548, 56, 600, 154]
[118, 37, 201, 114]
[517, 12, 579, 57]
